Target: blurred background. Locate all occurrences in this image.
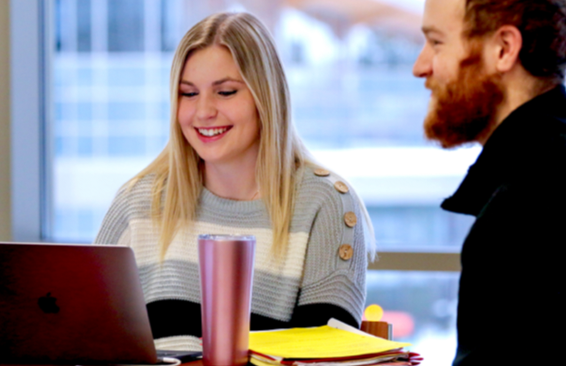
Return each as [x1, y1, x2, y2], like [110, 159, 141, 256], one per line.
[5, 0, 485, 364]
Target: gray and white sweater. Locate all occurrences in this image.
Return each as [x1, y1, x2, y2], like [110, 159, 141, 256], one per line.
[94, 166, 368, 351]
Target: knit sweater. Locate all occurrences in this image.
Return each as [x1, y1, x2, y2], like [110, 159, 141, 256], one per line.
[94, 166, 368, 351]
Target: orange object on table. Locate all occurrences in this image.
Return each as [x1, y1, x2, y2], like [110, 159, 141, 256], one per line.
[361, 320, 391, 340]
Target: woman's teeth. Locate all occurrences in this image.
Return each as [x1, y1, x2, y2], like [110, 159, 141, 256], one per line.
[198, 127, 229, 137]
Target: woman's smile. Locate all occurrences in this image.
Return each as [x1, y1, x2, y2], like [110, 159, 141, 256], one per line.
[195, 125, 233, 142]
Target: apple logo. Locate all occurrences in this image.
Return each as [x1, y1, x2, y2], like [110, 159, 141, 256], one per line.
[38, 292, 60, 314]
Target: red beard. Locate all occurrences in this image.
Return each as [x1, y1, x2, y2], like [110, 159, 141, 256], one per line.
[424, 50, 504, 148]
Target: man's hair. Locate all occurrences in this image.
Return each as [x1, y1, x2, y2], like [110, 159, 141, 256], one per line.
[464, 0, 566, 83]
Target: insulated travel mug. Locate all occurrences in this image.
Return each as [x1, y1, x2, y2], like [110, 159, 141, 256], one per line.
[198, 234, 255, 366]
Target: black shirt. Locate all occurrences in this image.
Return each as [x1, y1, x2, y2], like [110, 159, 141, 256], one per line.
[442, 85, 566, 366]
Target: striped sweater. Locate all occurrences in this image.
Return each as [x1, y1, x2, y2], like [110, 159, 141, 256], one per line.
[94, 166, 368, 351]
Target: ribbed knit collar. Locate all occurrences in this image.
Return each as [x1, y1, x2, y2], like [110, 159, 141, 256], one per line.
[200, 187, 265, 214]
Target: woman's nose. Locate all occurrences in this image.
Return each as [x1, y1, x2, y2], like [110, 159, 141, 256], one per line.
[196, 94, 217, 121]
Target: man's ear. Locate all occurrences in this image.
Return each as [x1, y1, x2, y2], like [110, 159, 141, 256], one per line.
[491, 25, 523, 73]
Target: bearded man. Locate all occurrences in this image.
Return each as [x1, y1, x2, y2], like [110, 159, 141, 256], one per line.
[413, 0, 566, 365]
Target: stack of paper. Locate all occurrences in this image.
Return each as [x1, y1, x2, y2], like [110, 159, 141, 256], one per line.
[249, 320, 422, 366]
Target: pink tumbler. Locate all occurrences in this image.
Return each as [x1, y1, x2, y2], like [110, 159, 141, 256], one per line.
[198, 234, 256, 366]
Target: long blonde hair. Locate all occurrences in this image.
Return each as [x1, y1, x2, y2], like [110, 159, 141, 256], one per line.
[131, 12, 312, 258]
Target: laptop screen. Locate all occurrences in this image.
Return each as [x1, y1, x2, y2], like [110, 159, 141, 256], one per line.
[0, 242, 158, 364]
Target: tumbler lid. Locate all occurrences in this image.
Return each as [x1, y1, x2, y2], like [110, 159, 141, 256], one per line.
[198, 234, 256, 241]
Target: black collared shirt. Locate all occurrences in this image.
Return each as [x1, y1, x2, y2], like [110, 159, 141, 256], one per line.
[442, 85, 566, 366]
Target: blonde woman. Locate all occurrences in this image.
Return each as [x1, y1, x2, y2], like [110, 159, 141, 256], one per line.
[95, 12, 374, 351]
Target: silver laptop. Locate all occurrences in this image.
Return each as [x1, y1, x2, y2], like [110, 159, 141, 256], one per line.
[0, 242, 199, 364]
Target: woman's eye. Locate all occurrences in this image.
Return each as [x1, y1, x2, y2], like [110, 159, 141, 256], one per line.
[218, 90, 237, 96]
[181, 92, 198, 97]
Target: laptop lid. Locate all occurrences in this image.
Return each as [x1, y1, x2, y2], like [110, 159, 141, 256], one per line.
[0, 242, 158, 364]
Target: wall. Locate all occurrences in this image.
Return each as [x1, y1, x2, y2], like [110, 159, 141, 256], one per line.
[0, 0, 11, 241]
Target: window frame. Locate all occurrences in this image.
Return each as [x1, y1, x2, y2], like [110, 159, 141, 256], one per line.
[10, 0, 51, 242]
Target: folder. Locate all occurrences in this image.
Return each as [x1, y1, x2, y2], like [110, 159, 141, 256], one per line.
[248, 319, 422, 366]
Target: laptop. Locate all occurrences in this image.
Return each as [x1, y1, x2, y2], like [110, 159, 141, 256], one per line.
[0, 242, 201, 364]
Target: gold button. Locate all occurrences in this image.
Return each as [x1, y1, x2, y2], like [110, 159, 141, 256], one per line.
[314, 168, 330, 177]
[338, 244, 353, 260]
[344, 211, 357, 228]
[334, 181, 349, 194]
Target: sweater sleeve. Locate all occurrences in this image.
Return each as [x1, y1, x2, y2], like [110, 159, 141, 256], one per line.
[293, 174, 368, 327]
[93, 184, 132, 246]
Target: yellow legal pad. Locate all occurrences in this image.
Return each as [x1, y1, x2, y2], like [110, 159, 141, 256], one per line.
[249, 325, 411, 359]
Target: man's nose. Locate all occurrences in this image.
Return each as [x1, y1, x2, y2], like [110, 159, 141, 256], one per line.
[413, 44, 432, 78]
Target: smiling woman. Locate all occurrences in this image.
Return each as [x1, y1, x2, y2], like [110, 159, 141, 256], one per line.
[94, 12, 375, 352]
[178, 45, 261, 193]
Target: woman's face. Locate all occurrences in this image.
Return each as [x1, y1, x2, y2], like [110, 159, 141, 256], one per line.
[177, 45, 260, 168]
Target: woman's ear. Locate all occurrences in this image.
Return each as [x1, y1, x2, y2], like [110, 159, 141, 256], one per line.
[490, 25, 523, 73]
